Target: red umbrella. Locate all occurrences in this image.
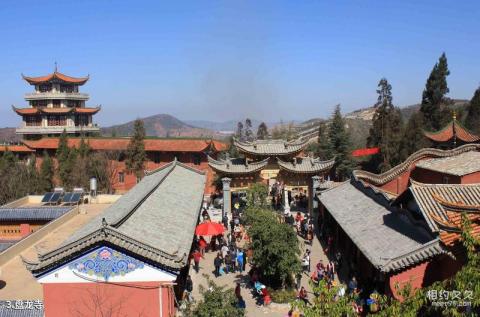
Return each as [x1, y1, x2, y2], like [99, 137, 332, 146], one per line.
[195, 222, 225, 236]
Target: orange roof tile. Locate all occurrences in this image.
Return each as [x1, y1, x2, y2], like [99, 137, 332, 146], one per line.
[22, 71, 89, 85]
[13, 107, 40, 115]
[424, 120, 480, 143]
[23, 138, 227, 153]
[0, 145, 35, 153]
[74, 107, 100, 114]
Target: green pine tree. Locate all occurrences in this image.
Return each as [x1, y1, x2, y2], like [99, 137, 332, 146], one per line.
[126, 119, 146, 179]
[256, 122, 268, 140]
[78, 137, 90, 159]
[57, 130, 74, 187]
[39, 151, 54, 192]
[244, 118, 253, 141]
[367, 78, 404, 172]
[317, 121, 331, 160]
[400, 112, 430, 159]
[26, 154, 40, 193]
[327, 105, 355, 180]
[465, 87, 480, 135]
[420, 53, 451, 131]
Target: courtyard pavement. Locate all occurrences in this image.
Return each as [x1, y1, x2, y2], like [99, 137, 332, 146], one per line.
[185, 207, 336, 317]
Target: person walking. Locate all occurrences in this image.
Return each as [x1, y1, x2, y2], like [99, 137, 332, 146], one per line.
[214, 253, 223, 277]
[235, 282, 241, 299]
[225, 251, 232, 273]
[237, 249, 244, 272]
[302, 250, 310, 274]
[192, 249, 203, 273]
[242, 249, 247, 271]
[184, 275, 193, 302]
[198, 236, 207, 256]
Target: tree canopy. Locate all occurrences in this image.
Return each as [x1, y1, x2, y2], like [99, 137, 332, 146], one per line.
[327, 105, 355, 180]
[185, 277, 245, 317]
[465, 87, 480, 135]
[126, 119, 146, 179]
[367, 78, 404, 172]
[420, 52, 451, 131]
[256, 122, 268, 140]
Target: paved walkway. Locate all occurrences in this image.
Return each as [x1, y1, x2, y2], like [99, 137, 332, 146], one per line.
[188, 250, 289, 317]
[185, 207, 334, 317]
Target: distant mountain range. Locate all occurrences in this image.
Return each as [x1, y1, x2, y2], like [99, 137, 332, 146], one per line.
[0, 99, 470, 145]
[184, 119, 291, 133]
[0, 128, 19, 143]
[101, 114, 225, 138]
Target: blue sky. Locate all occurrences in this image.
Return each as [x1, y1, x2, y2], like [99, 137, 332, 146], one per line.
[1, 1, 479, 127]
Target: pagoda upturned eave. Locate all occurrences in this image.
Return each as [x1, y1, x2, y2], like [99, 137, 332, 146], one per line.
[12, 106, 101, 115]
[423, 120, 480, 143]
[277, 156, 335, 174]
[207, 155, 270, 174]
[234, 137, 309, 156]
[22, 71, 89, 85]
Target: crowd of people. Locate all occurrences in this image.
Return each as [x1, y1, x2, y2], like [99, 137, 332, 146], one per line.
[184, 190, 381, 316]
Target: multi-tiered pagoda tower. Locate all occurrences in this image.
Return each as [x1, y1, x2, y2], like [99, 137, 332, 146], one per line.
[13, 68, 100, 139]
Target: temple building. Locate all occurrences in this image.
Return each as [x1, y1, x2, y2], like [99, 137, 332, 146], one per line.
[423, 113, 480, 148]
[22, 160, 205, 316]
[13, 69, 100, 139]
[318, 144, 480, 298]
[0, 137, 227, 194]
[208, 138, 335, 212]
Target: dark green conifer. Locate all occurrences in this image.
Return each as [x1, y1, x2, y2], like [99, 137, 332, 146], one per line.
[367, 78, 403, 172]
[420, 53, 451, 131]
[465, 87, 480, 135]
[327, 105, 355, 180]
[256, 122, 268, 140]
[126, 119, 146, 179]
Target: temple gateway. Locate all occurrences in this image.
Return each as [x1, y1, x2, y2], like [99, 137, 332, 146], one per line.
[208, 138, 335, 212]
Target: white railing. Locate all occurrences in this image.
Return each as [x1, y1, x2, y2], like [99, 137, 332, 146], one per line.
[24, 92, 89, 100]
[16, 125, 100, 134]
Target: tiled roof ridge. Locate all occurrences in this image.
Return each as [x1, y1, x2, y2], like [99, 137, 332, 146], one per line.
[353, 144, 480, 186]
[22, 71, 89, 85]
[431, 193, 480, 212]
[207, 155, 270, 174]
[113, 163, 179, 227]
[427, 211, 462, 232]
[424, 120, 480, 142]
[233, 136, 308, 155]
[380, 238, 447, 272]
[351, 178, 396, 203]
[23, 226, 186, 276]
[276, 156, 336, 174]
[423, 121, 453, 137]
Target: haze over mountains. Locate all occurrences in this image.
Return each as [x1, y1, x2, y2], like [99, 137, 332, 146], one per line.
[0, 99, 470, 147]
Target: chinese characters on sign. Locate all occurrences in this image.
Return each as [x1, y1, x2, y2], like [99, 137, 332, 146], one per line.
[0, 300, 43, 310]
[426, 289, 473, 307]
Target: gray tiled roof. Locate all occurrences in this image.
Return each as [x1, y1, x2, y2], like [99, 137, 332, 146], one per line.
[207, 156, 269, 174]
[353, 144, 480, 186]
[406, 181, 480, 232]
[234, 138, 308, 156]
[0, 207, 73, 221]
[415, 151, 480, 176]
[277, 157, 335, 174]
[25, 160, 206, 276]
[319, 180, 445, 272]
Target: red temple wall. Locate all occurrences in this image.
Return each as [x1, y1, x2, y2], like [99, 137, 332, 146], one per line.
[412, 168, 461, 184]
[388, 255, 463, 300]
[34, 152, 216, 195]
[43, 282, 175, 317]
[379, 170, 412, 195]
[460, 172, 480, 184]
